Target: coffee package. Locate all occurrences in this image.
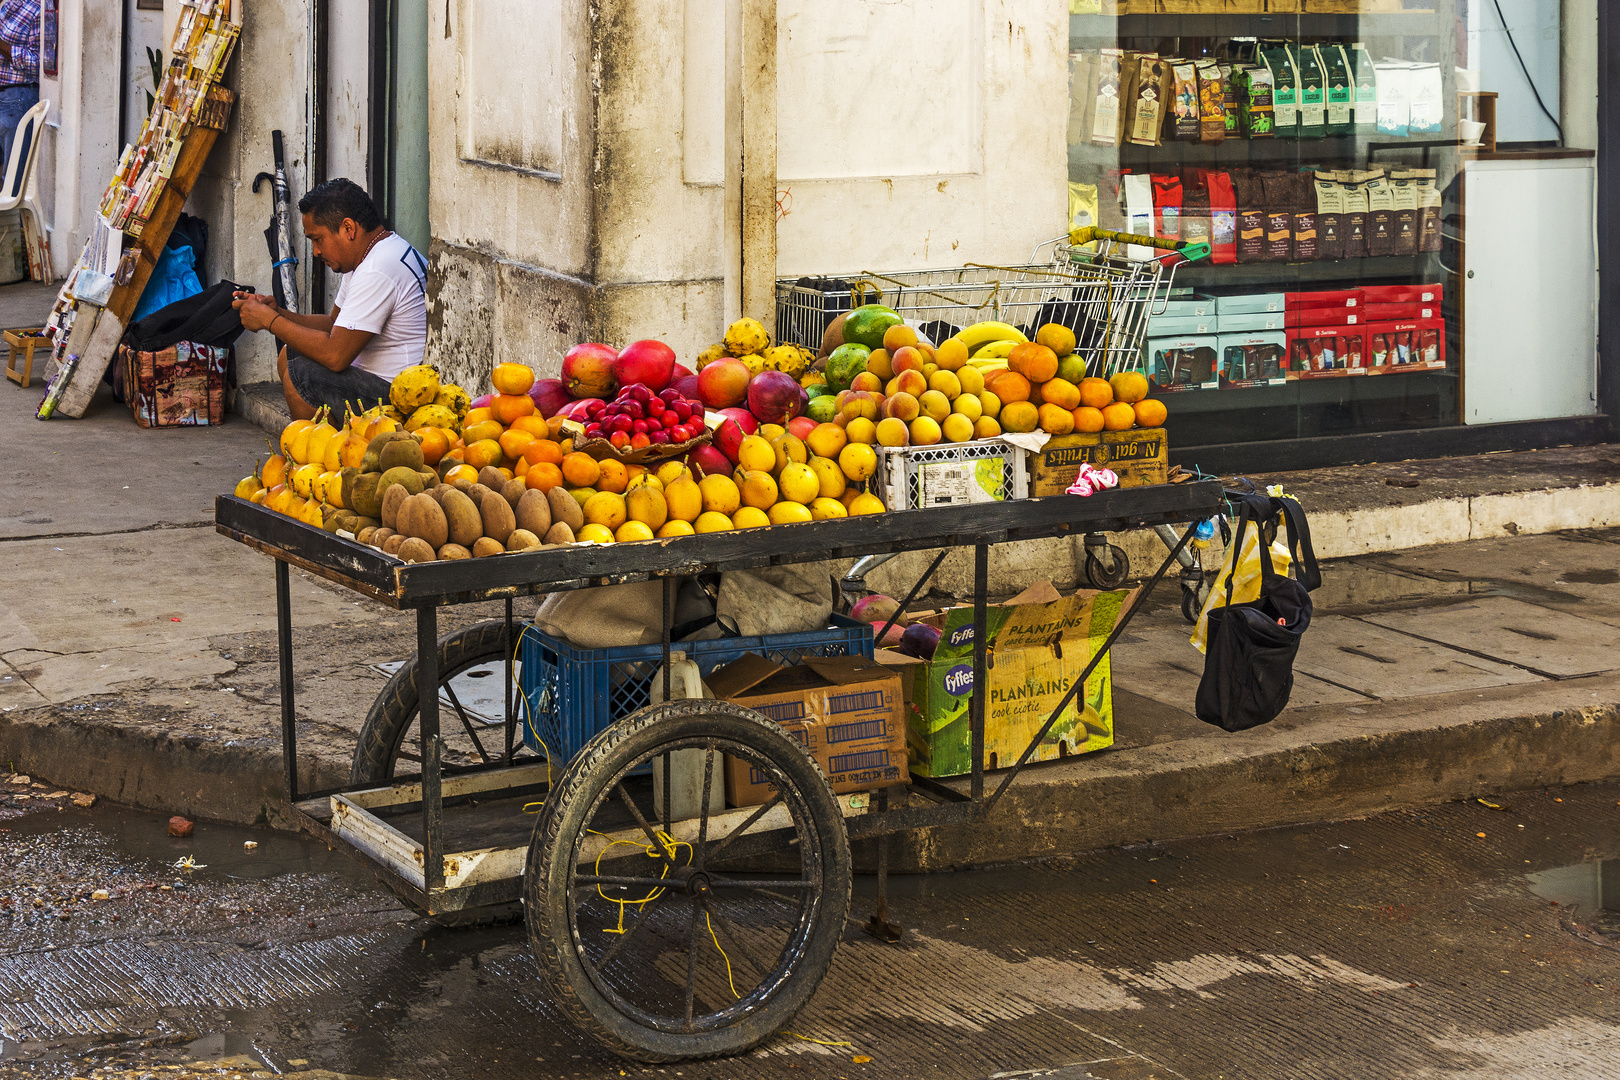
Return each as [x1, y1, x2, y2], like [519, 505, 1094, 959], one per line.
[1407, 63, 1443, 136]
[1375, 61, 1411, 137]
[1068, 52, 1094, 146]
[1122, 172, 1155, 259]
[1296, 45, 1326, 139]
[1089, 48, 1125, 146]
[1260, 171, 1294, 261]
[1233, 169, 1266, 263]
[1170, 60, 1202, 141]
[1152, 173, 1184, 239]
[1068, 182, 1101, 238]
[1365, 171, 1395, 256]
[1324, 45, 1354, 136]
[1342, 170, 1372, 258]
[1196, 60, 1226, 143]
[1203, 169, 1237, 265]
[1233, 65, 1275, 139]
[1414, 168, 1441, 253]
[1181, 174, 1212, 252]
[1314, 171, 1346, 260]
[1349, 43, 1378, 133]
[1127, 54, 1170, 147]
[1261, 43, 1299, 138]
[1291, 171, 1318, 261]
[1220, 64, 1241, 139]
[1389, 170, 1418, 256]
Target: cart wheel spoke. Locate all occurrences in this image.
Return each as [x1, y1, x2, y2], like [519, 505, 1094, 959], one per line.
[442, 680, 491, 764]
[703, 793, 782, 866]
[616, 783, 676, 868]
[574, 875, 679, 890]
[694, 741, 715, 865]
[683, 901, 702, 1029]
[596, 891, 669, 969]
[700, 897, 773, 981]
[707, 877, 813, 890]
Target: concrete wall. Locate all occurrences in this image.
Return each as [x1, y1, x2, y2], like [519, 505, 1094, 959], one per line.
[39, 0, 123, 280]
[424, 0, 1070, 390]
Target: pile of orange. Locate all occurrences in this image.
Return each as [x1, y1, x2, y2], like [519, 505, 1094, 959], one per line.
[982, 349, 1165, 437]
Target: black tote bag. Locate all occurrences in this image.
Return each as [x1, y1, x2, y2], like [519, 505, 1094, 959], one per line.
[1196, 493, 1320, 732]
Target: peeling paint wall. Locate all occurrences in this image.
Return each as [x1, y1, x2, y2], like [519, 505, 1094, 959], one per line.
[39, 1, 123, 280]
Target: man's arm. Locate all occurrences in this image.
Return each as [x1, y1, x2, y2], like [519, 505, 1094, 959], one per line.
[232, 292, 336, 333]
[239, 298, 371, 371]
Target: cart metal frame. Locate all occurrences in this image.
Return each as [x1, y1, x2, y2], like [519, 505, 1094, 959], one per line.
[215, 479, 1221, 1048]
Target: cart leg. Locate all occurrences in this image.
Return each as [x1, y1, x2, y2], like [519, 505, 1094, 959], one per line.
[275, 559, 298, 804]
[970, 543, 988, 802]
[504, 597, 516, 766]
[418, 604, 444, 893]
[863, 785, 903, 943]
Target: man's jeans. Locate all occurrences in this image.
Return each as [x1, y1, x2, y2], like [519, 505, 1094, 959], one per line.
[0, 83, 39, 185]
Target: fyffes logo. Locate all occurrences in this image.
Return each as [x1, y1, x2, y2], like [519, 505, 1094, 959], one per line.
[948, 625, 975, 648]
[944, 664, 974, 696]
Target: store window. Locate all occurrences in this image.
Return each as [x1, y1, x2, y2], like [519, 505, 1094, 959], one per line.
[1067, 0, 1598, 453]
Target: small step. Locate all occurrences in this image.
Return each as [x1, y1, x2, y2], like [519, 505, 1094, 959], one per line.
[232, 381, 291, 438]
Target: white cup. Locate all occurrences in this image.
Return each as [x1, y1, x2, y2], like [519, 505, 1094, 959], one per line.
[1459, 119, 1486, 145]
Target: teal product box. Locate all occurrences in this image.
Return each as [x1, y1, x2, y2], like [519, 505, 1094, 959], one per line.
[1157, 294, 1218, 318]
[1218, 332, 1289, 385]
[1214, 292, 1287, 314]
[1147, 314, 1215, 336]
[1216, 311, 1286, 332]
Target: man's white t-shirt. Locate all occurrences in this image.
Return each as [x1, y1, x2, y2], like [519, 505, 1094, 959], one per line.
[333, 233, 428, 381]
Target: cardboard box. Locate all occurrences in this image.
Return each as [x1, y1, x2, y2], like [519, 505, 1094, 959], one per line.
[1362, 302, 1438, 322]
[1215, 311, 1286, 333]
[1027, 427, 1167, 497]
[1214, 292, 1287, 314]
[1157, 294, 1218, 318]
[1289, 325, 1366, 377]
[715, 654, 909, 807]
[1359, 283, 1443, 305]
[1218, 332, 1290, 386]
[908, 582, 1131, 778]
[1146, 314, 1215, 336]
[1285, 289, 1361, 309]
[1364, 318, 1446, 373]
[1148, 335, 1219, 392]
[1286, 307, 1360, 327]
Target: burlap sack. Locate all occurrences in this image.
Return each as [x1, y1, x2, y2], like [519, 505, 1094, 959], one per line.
[534, 580, 669, 648]
[715, 563, 835, 638]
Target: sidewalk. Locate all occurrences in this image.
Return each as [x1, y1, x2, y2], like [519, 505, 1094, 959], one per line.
[3, 273, 1619, 856]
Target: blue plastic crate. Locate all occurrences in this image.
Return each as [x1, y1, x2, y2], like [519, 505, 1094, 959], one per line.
[518, 615, 874, 764]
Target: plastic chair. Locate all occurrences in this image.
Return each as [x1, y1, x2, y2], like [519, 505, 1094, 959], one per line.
[0, 99, 50, 279]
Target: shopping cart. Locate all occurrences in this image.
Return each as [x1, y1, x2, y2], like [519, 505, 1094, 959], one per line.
[783, 228, 1216, 607]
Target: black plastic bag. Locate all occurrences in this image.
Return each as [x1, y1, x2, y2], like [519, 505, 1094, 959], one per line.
[1195, 493, 1320, 731]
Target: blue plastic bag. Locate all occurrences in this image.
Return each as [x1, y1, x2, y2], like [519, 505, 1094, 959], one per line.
[131, 242, 202, 323]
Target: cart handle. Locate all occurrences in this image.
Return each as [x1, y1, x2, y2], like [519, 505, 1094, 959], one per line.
[1068, 226, 1211, 263]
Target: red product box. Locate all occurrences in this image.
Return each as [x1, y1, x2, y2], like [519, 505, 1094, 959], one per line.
[1364, 318, 1445, 373]
[1359, 283, 1443, 305]
[1286, 307, 1360, 327]
[1288, 325, 1367, 378]
[1285, 289, 1362, 309]
[1362, 302, 1439, 321]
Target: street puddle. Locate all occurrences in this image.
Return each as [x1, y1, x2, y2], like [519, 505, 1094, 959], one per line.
[1525, 860, 1620, 913]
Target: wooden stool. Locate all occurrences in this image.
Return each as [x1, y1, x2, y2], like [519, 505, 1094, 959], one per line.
[5, 327, 47, 388]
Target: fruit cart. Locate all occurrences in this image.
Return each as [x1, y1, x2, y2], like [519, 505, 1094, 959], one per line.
[215, 477, 1222, 1061]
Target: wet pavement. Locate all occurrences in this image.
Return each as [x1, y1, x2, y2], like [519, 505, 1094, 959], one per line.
[4, 775, 1620, 1079]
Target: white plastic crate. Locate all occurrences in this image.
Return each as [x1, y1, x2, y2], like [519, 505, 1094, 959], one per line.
[876, 439, 1029, 510]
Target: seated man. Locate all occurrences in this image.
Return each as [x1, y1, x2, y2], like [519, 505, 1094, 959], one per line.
[234, 178, 427, 420]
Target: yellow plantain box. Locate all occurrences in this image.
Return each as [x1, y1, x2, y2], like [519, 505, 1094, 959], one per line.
[1027, 427, 1168, 498]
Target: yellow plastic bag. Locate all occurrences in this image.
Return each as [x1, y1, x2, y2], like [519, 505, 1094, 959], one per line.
[1190, 525, 1293, 654]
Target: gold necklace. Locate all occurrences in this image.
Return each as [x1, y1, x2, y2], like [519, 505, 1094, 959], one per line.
[356, 229, 392, 267]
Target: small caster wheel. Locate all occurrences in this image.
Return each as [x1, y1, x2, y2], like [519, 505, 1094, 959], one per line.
[1181, 586, 1202, 625]
[1084, 545, 1131, 590]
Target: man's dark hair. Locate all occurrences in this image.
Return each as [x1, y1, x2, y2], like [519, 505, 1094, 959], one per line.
[298, 178, 382, 232]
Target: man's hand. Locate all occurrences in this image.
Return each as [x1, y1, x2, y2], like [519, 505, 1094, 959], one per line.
[237, 298, 279, 333]
[231, 290, 275, 311]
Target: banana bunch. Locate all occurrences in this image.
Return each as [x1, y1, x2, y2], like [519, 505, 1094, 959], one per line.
[952, 321, 1028, 372]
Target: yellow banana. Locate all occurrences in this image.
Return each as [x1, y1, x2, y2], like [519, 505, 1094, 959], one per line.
[971, 339, 1019, 361]
[957, 321, 1028, 352]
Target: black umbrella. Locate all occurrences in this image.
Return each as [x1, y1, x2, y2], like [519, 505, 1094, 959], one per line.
[251, 129, 300, 312]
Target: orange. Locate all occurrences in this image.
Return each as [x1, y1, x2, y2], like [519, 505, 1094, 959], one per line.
[865, 349, 894, 382]
[523, 438, 565, 466]
[984, 370, 1031, 404]
[1072, 406, 1106, 433]
[499, 428, 537, 460]
[261, 455, 288, 489]
[973, 416, 1002, 439]
[462, 419, 504, 445]
[999, 400, 1040, 434]
[1034, 323, 1077, 357]
[511, 415, 551, 438]
[444, 463, 479, 485]
[1008, 343, 1059, 384]
[515, 457, 530, 478]
[595, 457, 629, 494]
[1037, 403, 1075, 436]
[463, 407, 495, 428]
[935, 337, 969, 371]
[525, 462, 564, 492]
[1036, 377, 1080, 410]
[1109, 370, 1150, 404]
[491, 362, 536, 396]
[1133, 398, 1168, 428]
[1078, 377, 1114, 409]
[464, 439, 503, 469]
[415, 427, 452, 466]
[561, 451, 601, 488]
[1101, 401, 1137, 431]
[615, 520, 655, 543]
[492, 393, 537, 425]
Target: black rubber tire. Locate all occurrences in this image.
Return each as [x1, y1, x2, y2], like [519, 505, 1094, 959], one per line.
[1084, 545, 1131, 590]
[526, 699, 851, 1063]
[1181, 586, 1202, 625]
[351, 619, 512, 786]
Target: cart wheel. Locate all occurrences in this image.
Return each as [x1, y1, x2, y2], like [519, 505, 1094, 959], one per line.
[527, 699, 851, 1063]
[351, 619, 514, 785]
[1181, 585, 1203, 625]
[1084, 545, 1131, 590]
